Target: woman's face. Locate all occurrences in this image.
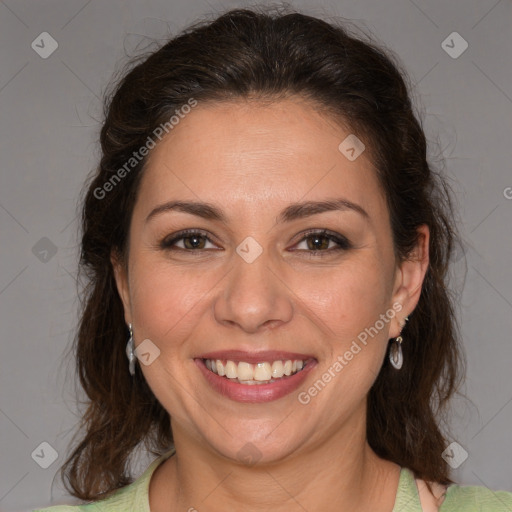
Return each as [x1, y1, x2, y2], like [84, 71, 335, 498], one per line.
[113, 97, 428, 463]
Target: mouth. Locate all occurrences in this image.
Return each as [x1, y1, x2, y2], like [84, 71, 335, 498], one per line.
[203, 357, 309, 384]
[194, 350, 317, 403]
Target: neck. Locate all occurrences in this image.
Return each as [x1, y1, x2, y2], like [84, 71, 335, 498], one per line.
[149, 416, 401, 512]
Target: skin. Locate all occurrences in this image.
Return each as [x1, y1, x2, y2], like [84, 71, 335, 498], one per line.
[112, 96, 430, 511]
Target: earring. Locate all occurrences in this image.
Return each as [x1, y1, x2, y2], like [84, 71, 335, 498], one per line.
[389, 335, 403, 370]
[389, 316, 409, 370]
[126, 323, 136, 376]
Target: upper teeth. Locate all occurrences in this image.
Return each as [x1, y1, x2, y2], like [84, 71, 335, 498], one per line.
[205, 359, 305, 381]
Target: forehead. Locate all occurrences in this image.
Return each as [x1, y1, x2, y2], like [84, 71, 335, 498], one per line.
[135, 97, 386, 221]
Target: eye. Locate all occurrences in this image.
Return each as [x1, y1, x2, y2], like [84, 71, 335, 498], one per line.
[160, 229, 218, 251]
[160, 228, 352, 255]
[292, 229, 352, 254]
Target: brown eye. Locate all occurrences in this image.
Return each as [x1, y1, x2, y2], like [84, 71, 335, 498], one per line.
[305, 234, 331, 251]
[160, 230, 216, 251]
[182, 234, 207, 249]
[293, 229, 352, 254]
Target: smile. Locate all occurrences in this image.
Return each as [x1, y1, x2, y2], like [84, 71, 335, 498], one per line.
[195, 351, 317, 403]
[204, 358, 305, 384]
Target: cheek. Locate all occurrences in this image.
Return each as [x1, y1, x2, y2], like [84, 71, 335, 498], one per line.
[303, 257, 393, 337]
[128, 258, 211, 342]
[302, 264, 393, 413]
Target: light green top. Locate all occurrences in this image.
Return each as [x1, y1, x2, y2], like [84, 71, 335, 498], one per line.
[34, 449, 512, 511]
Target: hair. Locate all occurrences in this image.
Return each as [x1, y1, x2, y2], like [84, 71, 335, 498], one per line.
[61, 4, 465, 501]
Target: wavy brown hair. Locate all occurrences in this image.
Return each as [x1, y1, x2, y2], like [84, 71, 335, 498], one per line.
[60, 4, 465, 501]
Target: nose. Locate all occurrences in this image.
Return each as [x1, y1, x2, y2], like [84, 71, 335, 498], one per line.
[213, 249, 294, 333]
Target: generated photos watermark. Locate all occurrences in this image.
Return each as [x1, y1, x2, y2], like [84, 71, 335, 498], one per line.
[298, 301, 403, 405]
[93, 97, 198, 200]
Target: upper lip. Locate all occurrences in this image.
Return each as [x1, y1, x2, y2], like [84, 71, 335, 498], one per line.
[197, 350, 317, 364]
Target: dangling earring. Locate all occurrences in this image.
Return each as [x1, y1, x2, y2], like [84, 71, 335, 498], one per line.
[126, 323, 136, 376]
[389, 335, 403, 370]
[389, 316, 409, 370]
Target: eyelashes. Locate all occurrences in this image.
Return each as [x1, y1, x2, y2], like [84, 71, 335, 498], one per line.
[159, 228, 352, 256]
[292, 229, 352, 253]
[160, 229, 217, 251]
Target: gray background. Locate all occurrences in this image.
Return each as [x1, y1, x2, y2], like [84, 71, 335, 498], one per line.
[0, 0, 511, 510]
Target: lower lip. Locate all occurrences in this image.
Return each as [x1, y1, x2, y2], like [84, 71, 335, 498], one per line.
[195, 358, 317, 403]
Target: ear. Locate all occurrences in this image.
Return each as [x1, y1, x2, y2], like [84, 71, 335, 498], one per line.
[111, 249, 132, 325]
[389, 224, 430, 338]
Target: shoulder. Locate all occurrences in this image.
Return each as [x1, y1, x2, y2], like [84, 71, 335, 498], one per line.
[397, 467, 512, 512]
[31, 483, 139, 512]
[33, 449, 175, 512]
[441, 482, 512, 511]
[33, 507, 87, 512]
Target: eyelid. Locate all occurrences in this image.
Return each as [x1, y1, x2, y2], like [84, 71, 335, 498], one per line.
[160, 228, 220, 250]
[290, 228, 352, 251]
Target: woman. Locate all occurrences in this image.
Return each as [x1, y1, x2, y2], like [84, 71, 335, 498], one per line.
[34, 6, 512, 511]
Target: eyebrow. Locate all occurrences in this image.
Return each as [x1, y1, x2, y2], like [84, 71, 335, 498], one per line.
[145, 198, 369, 225]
